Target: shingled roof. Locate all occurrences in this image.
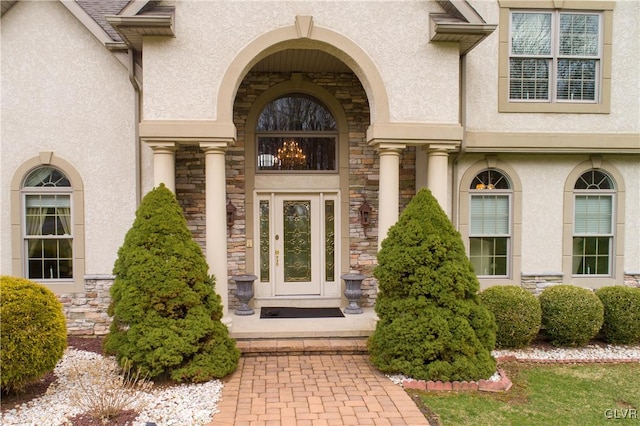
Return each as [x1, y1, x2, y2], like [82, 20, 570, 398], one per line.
[76, 0, 131, 42]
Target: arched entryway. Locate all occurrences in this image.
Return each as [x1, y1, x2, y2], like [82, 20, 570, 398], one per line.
[232, 56, 372, 309]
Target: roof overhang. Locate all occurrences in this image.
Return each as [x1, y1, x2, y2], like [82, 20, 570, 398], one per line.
[430, 0, 497, 55]
[1, 0, 17, 17]
[106, 11, 175, 51]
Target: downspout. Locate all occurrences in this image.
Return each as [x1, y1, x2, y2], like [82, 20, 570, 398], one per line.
[127, 49, 142, 206]
[451, 53, 467, 229]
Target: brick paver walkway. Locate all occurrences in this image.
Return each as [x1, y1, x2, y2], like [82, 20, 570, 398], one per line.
[210, 354, 430, 425]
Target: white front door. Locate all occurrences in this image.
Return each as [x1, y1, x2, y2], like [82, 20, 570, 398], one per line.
[256, 192, 338, 297]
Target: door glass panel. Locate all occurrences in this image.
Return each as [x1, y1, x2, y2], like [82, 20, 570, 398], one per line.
[325, 200, 335, 282]
[283, 200, 312, 282]
[259, 200, 270, 282]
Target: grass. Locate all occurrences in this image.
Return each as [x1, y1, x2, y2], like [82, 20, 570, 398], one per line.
[416, 363, 640, 426]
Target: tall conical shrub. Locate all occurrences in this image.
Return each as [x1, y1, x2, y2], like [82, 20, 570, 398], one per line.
[369, 189, 496, 381]
[104, 184, 239, 382]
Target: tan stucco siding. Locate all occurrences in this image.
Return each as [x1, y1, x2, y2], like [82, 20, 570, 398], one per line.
[142, 1, 460, 123]
[0, 1, 137, 277]
[456, 154, 640, 281]
[465, 0, 640, 135]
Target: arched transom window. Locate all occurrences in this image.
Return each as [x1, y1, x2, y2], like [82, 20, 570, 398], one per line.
[22, 166, 73, 280]
[256, 94, 337, 172]
[572, 169, 615, 276]
[469, 169, 512, 276]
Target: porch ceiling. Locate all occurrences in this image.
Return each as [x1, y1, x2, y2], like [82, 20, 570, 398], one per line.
[252, 49, 352, 74]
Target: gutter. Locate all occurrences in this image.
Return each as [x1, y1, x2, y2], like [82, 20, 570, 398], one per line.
[127, 49, 143, 206]
[452, 54, 467, 229]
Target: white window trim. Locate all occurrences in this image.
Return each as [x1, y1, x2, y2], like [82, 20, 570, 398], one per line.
[497, 1, 614, 114]
[469, 191, 513, 278]
[562, 159, 625, 287]
[10, 154, 85, 293]
[571, 189, 615, 277]
[459, 160, 522, 287]
[22, 187, 74, 282]
[508, 10, 603, 104]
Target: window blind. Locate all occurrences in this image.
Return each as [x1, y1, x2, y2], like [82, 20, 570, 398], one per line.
[470, 195, 509, 235]
[575, 195, 612, 234]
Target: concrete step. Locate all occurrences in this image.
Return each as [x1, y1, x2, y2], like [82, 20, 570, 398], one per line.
[236, 337, 369, 356]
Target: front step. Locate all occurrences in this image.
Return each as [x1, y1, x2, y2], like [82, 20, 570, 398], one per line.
[236, 337, 369, 356]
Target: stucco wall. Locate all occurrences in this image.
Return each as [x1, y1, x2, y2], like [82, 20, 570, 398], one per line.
[0, 1, 137, 277]
[142, 0, 460, 124]
[456, 154, 640, 279]
[465, 0, 640, 134]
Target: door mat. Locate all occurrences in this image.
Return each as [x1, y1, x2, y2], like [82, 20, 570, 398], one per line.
[260, 307, 345, 319]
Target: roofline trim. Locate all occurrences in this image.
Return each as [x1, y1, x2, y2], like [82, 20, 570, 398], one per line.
[106, 14, 175, 50]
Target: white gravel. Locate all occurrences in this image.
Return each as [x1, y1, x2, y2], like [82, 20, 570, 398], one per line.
[1, 348, 223, 426]
[387, 343, 640, 386]
[3, 344, 639, 424]
[493, 343, 640, 362]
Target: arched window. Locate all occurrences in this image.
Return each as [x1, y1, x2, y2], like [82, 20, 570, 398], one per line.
[22, 166, 73, 280]
[572, 169, 615, 275]
[256, 94, 337, 172]
[469, 169, 512, 276]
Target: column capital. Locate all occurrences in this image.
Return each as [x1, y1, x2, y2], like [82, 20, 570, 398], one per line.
[199, 141, 230, 154]
[145, 140, 178, 152]
[374, 142, 406, 154]
[424, 143, 459, 153]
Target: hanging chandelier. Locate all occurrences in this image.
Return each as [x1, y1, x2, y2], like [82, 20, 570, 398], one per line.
[277, 139, 306, 170]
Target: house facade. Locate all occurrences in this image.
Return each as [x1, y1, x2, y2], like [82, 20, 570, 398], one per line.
[2, 0, 638, 337]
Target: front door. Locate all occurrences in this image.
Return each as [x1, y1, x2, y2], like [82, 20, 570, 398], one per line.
[256, 192, 338, 297]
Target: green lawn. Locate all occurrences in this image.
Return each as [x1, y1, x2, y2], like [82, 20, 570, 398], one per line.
[417, 363, 640, 426]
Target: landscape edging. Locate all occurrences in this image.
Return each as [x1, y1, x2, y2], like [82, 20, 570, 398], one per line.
[401, 356, 640, 392]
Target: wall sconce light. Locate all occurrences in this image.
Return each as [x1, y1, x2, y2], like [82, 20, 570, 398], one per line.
[226, 199, 236, 228]
[359, 199, 371, 226]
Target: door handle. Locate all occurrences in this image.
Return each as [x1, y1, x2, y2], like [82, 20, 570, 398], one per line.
[275, 249, 280, 266]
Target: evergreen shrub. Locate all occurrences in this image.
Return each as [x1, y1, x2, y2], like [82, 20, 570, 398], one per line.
[368, 189, 497, 382]
[595, 286, 640, 344]
[104, 184, 239, 382]
[479, 285, 541, 349]
[1, 276, 67, 393]
[539, 285, 604, 347]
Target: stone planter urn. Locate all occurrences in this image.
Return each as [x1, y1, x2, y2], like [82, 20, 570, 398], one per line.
[232, 274, 257, 316]
[341, 273, 366, 314]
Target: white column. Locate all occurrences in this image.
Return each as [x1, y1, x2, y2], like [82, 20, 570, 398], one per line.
[200, 142, 231, 325]
[376, 143, 405, 251]
[146, 141, 177, 193]
[427, 146, 451, 212]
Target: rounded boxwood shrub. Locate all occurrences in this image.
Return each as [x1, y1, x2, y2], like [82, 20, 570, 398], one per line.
[595, 286, 640, 344]
[105, 184, 240, 382]
[539, 285, 604, 347]
[0, 276, 67, 393]
[479, 285, 541, 349]
[369, 189, 497, 382]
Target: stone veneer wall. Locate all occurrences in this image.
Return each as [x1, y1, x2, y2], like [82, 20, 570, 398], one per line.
[624, 273, 640, 288]
[58, 276, 114, 336]
[521, 273, 640, 295]
[55, 272, 640, 336]
[520, 274, 564, 295]
[175, 71, 416, 309]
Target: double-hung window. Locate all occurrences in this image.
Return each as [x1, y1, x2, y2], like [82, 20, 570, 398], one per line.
[509, 10, 601, 103]
[498, 1, 613, 114]
[22, 166, 73, 281]
[469, 170, 512, 277]
[572, 170, 614, 276]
